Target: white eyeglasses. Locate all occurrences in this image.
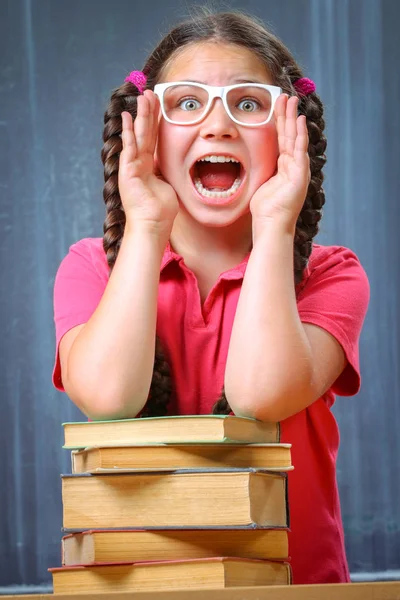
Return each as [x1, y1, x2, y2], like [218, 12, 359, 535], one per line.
[153, 81, 282, 127]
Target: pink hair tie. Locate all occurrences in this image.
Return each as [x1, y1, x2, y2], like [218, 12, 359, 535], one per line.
[293, 77, 316, 97]
[125, 70, 147, 94]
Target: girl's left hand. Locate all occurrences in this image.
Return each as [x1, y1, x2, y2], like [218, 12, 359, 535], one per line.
[249, 94, 311, 231]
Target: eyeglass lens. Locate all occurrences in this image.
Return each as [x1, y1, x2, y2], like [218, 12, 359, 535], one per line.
[162, 84, 273, 124]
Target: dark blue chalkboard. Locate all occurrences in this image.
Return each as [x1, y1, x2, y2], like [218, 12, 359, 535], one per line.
[0, 0, 399, 592]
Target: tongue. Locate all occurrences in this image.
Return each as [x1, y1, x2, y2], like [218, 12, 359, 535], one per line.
[197, 162, 239, 191]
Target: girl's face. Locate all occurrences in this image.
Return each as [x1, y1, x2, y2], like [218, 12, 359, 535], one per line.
[155, 42, 279, 229]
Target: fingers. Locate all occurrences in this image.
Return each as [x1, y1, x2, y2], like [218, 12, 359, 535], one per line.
[120, 111, 137, 169]
[284, 97, 298, 156]
[134, 93, 151, 154]
[275, 94, 288, 155]
[134, 90, 160, 156]
[120, 91, 160, 175]
[294, 115, 309, 159]
[275, 94, 309, 160]
[146, 91, 161, 155]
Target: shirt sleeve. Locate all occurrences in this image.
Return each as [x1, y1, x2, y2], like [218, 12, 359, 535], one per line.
[52, 238, 108, 391]
[297, 245, 370, 396]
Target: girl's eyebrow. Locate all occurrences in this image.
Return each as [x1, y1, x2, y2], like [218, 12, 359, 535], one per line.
[185, 78, 267, 85]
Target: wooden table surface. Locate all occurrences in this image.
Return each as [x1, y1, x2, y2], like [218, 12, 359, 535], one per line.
[1, 581, 400, 600]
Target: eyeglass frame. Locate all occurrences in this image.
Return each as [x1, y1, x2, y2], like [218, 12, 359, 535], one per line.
[153, 81, 282, 127]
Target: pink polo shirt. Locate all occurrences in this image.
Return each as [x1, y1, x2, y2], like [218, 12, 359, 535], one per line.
[53, 237, 369, 584]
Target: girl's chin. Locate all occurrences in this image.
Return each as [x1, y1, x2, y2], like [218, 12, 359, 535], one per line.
[176, 190, 251, 229]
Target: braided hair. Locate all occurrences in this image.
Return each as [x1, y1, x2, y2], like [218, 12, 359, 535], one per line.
[101, 8, 327, 418]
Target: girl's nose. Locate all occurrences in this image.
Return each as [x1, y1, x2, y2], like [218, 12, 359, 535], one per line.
[198, 99, 239, 139]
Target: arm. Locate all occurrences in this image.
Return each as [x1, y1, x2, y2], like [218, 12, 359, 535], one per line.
[59, 91, 179, 420]
[60, 227, 165, 421]
[225, 94, 351, 423]
[224, 220, 347, 423]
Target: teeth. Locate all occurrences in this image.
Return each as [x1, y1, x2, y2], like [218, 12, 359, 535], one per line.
[194, 177, 242, 199]
[198, 155, 240, 163]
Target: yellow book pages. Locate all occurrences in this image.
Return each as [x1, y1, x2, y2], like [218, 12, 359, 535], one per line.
[50, 557, 291, 594]
[71, 443, 292, 473]
[61, 470, 289, 529]
[62, 528, 289, 565]
[63, 415, 280, 449]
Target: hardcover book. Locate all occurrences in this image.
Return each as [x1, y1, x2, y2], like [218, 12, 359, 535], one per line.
[61, 528, 289, 565]
[71, 443, 292, 473]
[50, 557, 292, 593]
[63, 415, 280, 449]
[61, 469, 289, 530]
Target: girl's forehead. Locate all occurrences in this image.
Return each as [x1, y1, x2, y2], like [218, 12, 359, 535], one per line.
[162, 42, 272, 84]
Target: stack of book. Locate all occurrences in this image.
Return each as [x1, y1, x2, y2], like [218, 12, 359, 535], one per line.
[49, 415, 293, 593]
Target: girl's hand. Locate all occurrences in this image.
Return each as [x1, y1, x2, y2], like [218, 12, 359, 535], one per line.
[119, 90, 179, 237]
[249, 94, 311, 233]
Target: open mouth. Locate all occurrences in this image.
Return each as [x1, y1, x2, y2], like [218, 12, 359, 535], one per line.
[190, 155, 245, 199]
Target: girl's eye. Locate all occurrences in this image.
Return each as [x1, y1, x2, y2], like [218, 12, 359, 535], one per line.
[237, 98, 260, 112]
[178, 97, 202, 111]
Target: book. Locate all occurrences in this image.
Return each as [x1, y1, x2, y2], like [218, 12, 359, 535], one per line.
[61, 528, 289, 566]
[71, 443, 292, 474]
[61, 469, 289, 530]
[50, 557, 292, 593]
[63, 415, 280, 449]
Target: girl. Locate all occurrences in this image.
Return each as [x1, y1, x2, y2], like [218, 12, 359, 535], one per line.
[52, 9, 369, 585]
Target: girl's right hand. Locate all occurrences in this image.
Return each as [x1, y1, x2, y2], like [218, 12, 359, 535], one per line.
[119, 90, 179, 238]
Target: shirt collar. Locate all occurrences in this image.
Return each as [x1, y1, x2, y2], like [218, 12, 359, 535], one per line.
[161, 240, 313, 290]
[161, 241, 251, 280]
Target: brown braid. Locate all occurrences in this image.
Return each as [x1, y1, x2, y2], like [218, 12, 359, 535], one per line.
[101, 80, 174, 417]
[101, 9, 327, 418]
[101, 82, 139, 268]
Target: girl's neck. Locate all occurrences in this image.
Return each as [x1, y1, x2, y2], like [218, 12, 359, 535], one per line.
[169, 210, 253, 267]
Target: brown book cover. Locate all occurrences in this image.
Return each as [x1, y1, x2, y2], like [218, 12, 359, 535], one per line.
[49, 557, 292, 593]
[61, 528, 289, 565]
[61, 469, 289, 530]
